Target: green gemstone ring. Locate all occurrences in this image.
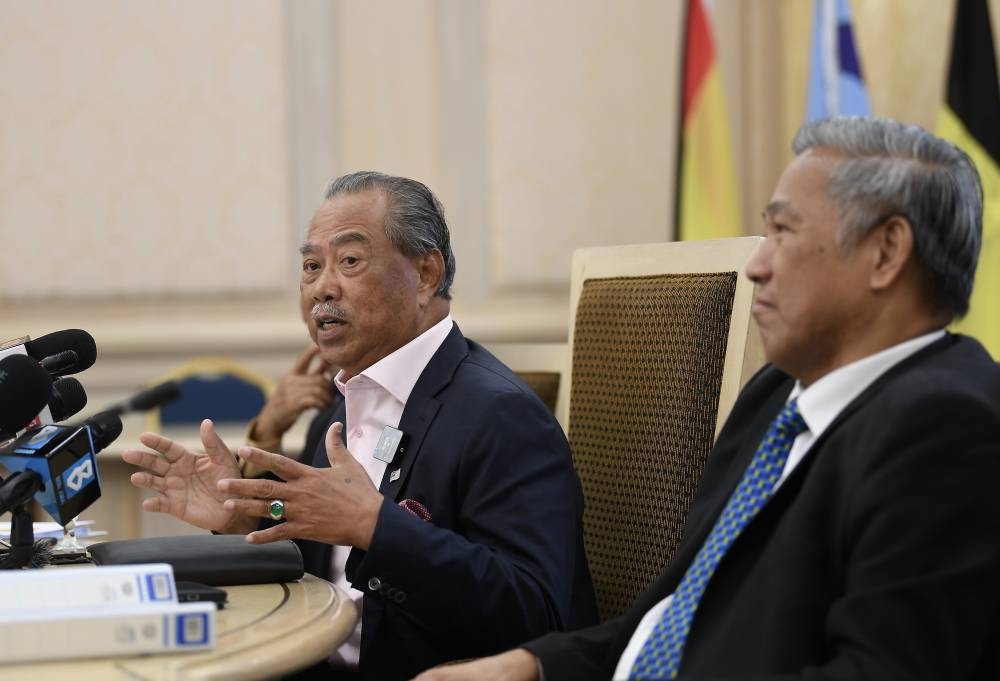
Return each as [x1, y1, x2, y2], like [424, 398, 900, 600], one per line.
[268, 499, 285, 522]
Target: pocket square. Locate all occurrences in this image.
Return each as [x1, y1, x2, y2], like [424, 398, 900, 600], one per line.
[398, 499, 431, 522]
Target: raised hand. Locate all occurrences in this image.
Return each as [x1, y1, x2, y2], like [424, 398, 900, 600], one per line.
[218, 422, 383, 548]
[251, 345, 333, 450]
[122, 419, 256, 534]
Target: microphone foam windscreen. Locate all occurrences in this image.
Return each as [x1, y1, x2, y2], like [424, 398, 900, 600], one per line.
[0, 354, 53, 432]
[87, 411, 124, 451]
[51, 376, 88, 422]
[24, 329, 97, 373]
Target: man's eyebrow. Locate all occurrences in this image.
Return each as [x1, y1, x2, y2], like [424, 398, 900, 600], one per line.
[299, 231, 370, 255]
[761, 201, 802, 223]
[331, 231, 369, 246]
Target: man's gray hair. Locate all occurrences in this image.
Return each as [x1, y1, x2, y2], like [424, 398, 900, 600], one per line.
[324, 171, 456, 299]
[793, 116, 983, 318]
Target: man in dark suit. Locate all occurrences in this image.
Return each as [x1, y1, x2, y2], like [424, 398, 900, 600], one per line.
[122, 171, 597, 680]
[415, 118, 1000, 681]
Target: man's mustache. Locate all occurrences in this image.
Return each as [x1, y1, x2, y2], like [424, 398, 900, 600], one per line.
[311, 302, 349, 321]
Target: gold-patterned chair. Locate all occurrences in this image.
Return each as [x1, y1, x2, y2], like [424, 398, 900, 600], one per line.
[559, 237, 765, 621]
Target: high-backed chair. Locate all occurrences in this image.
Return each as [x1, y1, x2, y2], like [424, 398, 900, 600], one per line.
[145, 357, 275, 432]
[560, 237, 765, 621]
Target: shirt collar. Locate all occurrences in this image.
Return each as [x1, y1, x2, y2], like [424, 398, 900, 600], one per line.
[334, 315, 454, 404]
[789, 329, 946, 439]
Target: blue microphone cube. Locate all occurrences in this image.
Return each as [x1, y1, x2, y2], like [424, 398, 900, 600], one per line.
[1, 424, 102, 525]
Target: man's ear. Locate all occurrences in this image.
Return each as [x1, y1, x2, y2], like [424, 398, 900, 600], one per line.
[415, 249, 445, 305]
[869, 216, 915, 292]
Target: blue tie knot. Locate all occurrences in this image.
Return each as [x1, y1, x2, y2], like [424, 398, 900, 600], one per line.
[775, 399, 807, 439]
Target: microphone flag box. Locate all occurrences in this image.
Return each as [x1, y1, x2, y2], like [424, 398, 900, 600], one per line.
[0, 423, 101, 525]
[0, 563, 176, 612]
[0, 600, 216, 662]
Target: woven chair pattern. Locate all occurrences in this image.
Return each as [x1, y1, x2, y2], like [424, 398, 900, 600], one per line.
[569, 271, 737, 620]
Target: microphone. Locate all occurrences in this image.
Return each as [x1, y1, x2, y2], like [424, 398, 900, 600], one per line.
[0, 411, 123, 526]
[23, 329, 97, 376]
[104, 380, 181, 416]
[0, 354, 54, 435]
[0, 374, 87, 442]
[39, 350, 79, 376]
[49, 377, 88, 422]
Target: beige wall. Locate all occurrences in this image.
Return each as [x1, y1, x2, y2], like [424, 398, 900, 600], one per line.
[2, 0, 997, 357]
[0, 1, 293, 301]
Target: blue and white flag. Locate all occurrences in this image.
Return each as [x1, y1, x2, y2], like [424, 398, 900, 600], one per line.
[806, 0, 871, 119]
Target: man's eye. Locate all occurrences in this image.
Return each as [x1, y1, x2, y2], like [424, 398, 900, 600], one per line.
[342, 256, 359, 267]
[302, 261, 321, 272]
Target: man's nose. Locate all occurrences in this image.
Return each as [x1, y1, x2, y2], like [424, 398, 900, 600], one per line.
[310, 266, 342, 301]
[745, 239, 772, 284]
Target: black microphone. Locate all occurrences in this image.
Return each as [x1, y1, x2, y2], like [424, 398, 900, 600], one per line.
[49, 376, 88, 422]
[0, 354, 54, 434]
[23, 329, 97, 376]
[0, 411, 122, 526]
[0, 373, 87, 442]
[39, 350, 79, 376]
[105, 380, 181, 416]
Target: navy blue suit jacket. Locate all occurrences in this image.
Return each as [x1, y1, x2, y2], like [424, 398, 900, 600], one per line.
[526, 334, 1000, 680]
[292, 324, 597, 680]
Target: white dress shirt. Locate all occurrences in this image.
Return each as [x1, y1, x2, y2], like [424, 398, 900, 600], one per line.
[611, 330, 945, 679]
[328, 315, 454, 666]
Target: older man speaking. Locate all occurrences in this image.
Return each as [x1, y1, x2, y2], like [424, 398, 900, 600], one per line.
[123, 172, 597, 680]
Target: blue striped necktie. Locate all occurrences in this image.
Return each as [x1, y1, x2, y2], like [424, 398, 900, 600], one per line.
[629, 399, 808, 679]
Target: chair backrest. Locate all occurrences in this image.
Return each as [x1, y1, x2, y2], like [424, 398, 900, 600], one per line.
[486, 342, 569, 420]
[145, 357, 275, 432]
[560, 237, 765, 621]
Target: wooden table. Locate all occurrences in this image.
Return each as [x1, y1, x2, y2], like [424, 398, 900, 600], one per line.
[4, 574, 358, 680]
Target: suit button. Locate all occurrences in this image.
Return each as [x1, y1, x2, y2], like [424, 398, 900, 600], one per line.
[394, 591, 406, 604]
[367, 577, 382, 592]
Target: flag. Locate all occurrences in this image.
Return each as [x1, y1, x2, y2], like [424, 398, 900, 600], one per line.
[675, 0, 741, 241]
[937, 0, 1000, 358]
[806, 0, 871, 119]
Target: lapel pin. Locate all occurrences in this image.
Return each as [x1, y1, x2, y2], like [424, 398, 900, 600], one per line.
[389, 468, 401, 482]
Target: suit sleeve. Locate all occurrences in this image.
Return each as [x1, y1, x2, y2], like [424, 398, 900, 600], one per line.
[345, 389, 587, 655]
[521, 618, 628, 681]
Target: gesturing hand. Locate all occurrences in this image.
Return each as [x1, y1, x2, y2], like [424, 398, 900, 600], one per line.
[218, 422, 384, 548]
[122, 419, 256, 534]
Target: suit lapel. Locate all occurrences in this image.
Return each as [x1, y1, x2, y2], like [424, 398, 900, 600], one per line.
[672, 379, 791, 572]
[376, 324, 468, 501]
[689, 333, 957, 560]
